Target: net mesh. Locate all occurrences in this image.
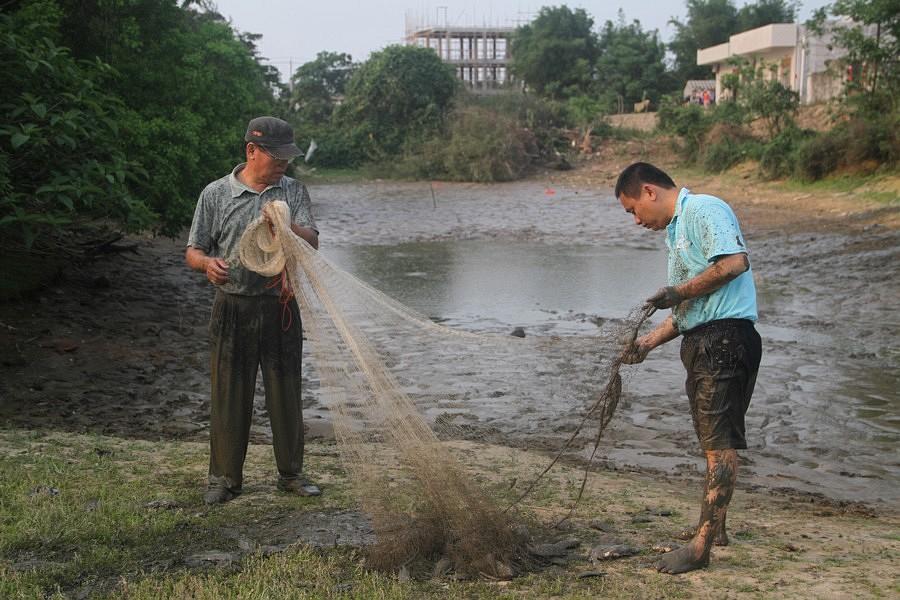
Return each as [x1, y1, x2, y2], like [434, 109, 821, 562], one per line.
[239, 201, 651, 576]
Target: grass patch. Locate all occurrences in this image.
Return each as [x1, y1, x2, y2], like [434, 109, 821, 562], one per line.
[1, 430, 897, 598]
[291, 166, 368, 184]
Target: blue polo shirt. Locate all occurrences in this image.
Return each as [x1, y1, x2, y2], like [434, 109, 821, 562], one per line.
[666, 188, 757, 332]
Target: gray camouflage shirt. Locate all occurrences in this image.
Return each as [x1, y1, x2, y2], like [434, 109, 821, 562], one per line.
[187, 163, 317, 296]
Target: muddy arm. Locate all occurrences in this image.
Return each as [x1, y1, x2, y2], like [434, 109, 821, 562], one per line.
[674, 253, 749, 301]
[622, 315, 679, 363]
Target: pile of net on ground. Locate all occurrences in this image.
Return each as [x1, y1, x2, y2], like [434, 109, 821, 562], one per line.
[239, 201, 653, 578]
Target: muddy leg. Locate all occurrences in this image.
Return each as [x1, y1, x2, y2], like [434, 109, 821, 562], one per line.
[657, 449, 736, 574]
[677, 512, 729, 546]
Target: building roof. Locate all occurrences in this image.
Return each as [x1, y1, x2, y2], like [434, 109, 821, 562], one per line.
[683, 80, 716, 97]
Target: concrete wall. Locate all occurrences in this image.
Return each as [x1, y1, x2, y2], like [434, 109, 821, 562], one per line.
[608, 113, 657, 132]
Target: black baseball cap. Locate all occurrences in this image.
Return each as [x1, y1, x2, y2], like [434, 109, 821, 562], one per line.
[244, 116, 302, 160]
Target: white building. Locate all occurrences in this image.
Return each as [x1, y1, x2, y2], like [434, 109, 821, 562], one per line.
[697, 23, 849, 104]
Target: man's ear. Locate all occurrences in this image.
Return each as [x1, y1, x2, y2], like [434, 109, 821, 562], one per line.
[643, 183, 656, 202]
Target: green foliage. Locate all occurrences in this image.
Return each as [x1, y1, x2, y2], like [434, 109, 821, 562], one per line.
[468, 93, 568, 158]
[736, 0, 798, 31]
[808, 0, 900, 115]
[758, 126, 811, 178]
[337, 45, 458, 161]
[510, 6, 599, 99]
[794, 114, 900, 180]
[594, 12, 676, 111]
[724, 59, 799, 138]
[669, 0, 739, 82]
[55, 0, 276, 235]
[701, 123, 759, 171]
[657, 95, 713, 161]
[440, 106, 537, 182]
[0, 2, 152, 247]
[2, 0, 278, 245]
[669, 0, 797, 83]
[290, 51, 355, 123]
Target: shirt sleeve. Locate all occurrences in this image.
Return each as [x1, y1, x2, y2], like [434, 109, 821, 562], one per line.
[688, 200, 748, 263]
[290, 183, 318, 232]
[187, 188, 215, 252]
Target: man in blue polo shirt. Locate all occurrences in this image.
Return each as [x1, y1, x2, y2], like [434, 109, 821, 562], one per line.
[617, 162, 762, 574]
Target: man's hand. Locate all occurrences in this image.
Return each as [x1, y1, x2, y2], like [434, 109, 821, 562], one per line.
[205, 257, 229, 285]
[646, 286, 683, 310]
[621, 337, 653, 364]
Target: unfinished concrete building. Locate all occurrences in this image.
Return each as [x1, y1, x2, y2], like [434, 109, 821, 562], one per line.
[405, 18, 515, 92]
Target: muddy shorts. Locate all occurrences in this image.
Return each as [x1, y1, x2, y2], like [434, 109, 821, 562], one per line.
[680, 318, 762, 451]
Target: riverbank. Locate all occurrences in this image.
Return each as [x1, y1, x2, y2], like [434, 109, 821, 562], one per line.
[1, 164, 898, 598]
[2, 429, 895, 599]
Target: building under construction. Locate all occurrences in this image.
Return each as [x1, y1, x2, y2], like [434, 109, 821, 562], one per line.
[405, 14, 516, 92]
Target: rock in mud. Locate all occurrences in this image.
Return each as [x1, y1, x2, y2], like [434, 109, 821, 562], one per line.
[510, 327, 526, 338]
[185, 551, 239, 568]
[28, 486, 60, 498]
[588, 518, 615, 532]
[144, 499, 180, 510]
[529, 538, 580, 558]
[589, 544, 639, 563]
[432, 557, 452, 578]
[577, 570, 607, 579]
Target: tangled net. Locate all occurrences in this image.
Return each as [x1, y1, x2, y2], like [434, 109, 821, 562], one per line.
[239, 201, 653, 577]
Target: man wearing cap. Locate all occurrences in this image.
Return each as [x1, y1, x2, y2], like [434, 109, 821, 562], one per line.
[616, 162, 762, 574]
[186, 116, 321, 504]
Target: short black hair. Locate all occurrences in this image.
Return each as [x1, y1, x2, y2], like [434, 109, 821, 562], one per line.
[614, 162, 676, 199]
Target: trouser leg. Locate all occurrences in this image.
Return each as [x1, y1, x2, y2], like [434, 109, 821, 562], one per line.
[208, 293, 261, 491]
[259, 296, 304, 480]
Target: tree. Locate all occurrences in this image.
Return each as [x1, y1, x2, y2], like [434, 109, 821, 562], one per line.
[809, 0, 900, 114]
[290, 51, 355, 123]
[594, 13, 676, 112]
[510, 6, 599, 99]
[669, 0, 797, 84]
[337, 45, 458, 160]
[669, 0, 739, 82]
[0, 2, 153, 246]
[737, 0, 798, 31]
[49, 0, 277, 234]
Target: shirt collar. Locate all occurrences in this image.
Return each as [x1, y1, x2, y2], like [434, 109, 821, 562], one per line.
[228, 163, 283, 198]
[669, 187, 691, 228]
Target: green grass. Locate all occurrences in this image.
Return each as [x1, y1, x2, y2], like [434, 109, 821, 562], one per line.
[291, 166, 367, 184]
[1, 429, 897, 599]
[775, 173, 900, 201]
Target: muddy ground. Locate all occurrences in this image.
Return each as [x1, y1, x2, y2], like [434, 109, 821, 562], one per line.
[1, 165, 898, 512]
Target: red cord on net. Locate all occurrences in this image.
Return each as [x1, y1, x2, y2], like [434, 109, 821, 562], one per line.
[266, 269, 294, 331]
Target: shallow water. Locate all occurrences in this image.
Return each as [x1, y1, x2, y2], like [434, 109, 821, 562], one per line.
[325, 241, 667, 334]
[313, 181, 900, 505]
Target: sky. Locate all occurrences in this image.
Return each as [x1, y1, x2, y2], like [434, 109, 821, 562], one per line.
[212, 0, 832, 82]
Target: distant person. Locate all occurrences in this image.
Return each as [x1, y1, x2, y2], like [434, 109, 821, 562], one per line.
[702, 89, 711, 108]
[186, 116, 321, 504]
[616, 162, 761, 574]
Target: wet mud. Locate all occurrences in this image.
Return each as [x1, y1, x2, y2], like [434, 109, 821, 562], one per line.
[1, 181, 897, 508]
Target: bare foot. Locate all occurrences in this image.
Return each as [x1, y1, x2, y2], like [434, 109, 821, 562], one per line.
[655, 541, 710, 574]
[676, 526, 728, 546]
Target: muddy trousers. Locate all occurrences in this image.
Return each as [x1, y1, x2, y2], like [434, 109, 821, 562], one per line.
[208, 291, 304, 492]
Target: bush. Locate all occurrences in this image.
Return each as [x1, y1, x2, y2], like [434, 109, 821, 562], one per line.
[0, 4, 152, 247]
[794, 115, 900, 181]
[657, 95, 711, 162]
[440, 106, 537, 182]
[758, 127, 812, 179]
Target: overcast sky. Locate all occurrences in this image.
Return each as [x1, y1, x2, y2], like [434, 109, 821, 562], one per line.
[212, 0, 832, 82]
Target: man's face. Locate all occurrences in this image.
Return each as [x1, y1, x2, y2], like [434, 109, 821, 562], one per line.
[619, 185, 669, 231]
[248, 143, 290, 184]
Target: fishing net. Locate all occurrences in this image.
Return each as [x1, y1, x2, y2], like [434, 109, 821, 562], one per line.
[239, 201, 653, 577]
